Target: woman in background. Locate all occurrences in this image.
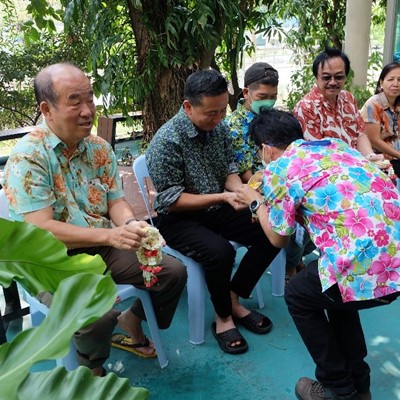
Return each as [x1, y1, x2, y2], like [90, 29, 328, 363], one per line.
[360, 61, 400, 177]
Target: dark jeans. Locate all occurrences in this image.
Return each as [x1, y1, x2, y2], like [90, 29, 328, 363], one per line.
[285, 260, 400, 396]
[285, 228, 316, 272]
[157, 204, 280, 318]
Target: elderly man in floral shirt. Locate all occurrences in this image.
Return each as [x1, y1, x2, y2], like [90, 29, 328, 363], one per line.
[238, 108, 400, 400]
[2, 63, 186, 376]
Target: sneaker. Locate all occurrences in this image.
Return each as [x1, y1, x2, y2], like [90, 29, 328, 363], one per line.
[295, 377, 357, 400]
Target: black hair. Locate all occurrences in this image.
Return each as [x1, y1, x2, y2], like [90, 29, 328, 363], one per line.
[375, 62, 400, 108]
[184, 69, 228, 106]
[249, 108, 303, 150]
[312, 46, 351, 77]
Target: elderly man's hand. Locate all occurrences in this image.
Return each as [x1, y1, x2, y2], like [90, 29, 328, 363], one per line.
[107, 220, 151, 251]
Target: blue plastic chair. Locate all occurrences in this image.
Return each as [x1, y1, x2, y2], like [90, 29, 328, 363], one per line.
[0, 189, 168, 369]
[133, 154, 285, 345]
[21, 284, 168, 369]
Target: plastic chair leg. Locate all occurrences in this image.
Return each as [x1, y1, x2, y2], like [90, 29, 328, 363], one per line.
[270, 249, 286, 297]
[22, 289, 79, 370]
[162, 246, 207, 345]
[29, 305, 46, 326]
[254, 281, 265, 309]
[135, 289, 168, 368]
[56, 340, 79, 371]
[186, 262, 206, 345]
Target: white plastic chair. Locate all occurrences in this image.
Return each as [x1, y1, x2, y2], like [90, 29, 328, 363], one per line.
[133, 154, 286, 345]
[0, 188, 168, 369]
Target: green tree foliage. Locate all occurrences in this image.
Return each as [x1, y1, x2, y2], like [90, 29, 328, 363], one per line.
[0, 2, 89, 130]
[269, 0, 386, 111]
[23, 0, 279, 142]
[268, 0, 347, 111]
[0, 0, 388, 138]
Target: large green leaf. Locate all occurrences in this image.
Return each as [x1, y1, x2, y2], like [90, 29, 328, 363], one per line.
[19, 366, 149, 400]
[0, 218, 106, 295]
[0, 273, 149, 399]
[0, 215, 149, 399]
[0, 273, 115, 393]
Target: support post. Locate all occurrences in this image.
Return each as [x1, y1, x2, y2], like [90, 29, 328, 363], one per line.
[343, 0, 373, 86]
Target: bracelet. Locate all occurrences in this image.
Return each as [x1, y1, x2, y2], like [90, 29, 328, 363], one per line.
[125, 217, 136, 225]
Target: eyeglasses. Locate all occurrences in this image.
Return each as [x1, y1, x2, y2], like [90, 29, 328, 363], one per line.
[318, 74, 346, 83]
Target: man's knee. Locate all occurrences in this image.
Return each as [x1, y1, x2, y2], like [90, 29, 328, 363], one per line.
[162, 255, 187, 286]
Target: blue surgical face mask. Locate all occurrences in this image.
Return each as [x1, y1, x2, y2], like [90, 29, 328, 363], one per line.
[250, 99, 276, 114]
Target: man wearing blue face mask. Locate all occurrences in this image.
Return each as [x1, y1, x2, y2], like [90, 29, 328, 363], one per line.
[226, 63, 312, 282]
[226, 62, 279, 183]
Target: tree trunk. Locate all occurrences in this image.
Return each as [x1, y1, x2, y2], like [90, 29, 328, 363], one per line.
[142, 67, 190, 143]
[127, 0, 223, 143]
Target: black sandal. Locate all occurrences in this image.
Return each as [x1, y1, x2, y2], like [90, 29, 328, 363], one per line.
[233, 310, 273, 334]
[211, 322, 248, 354]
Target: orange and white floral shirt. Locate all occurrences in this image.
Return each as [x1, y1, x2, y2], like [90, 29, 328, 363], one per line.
[293, 86, 365, 149]
[2, 123, 124, 228]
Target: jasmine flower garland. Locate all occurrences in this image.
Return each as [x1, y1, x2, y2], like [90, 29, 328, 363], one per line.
[136, 226, 166, 287]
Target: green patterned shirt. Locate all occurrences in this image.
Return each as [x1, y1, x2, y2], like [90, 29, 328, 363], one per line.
[3, 123, 123, 228]
[146, 108, 238, 214]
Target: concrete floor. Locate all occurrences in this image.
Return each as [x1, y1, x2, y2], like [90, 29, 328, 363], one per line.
[105, 271, 400, 400]
[3, 140, 400, 399]
[5, 250, 400, 400]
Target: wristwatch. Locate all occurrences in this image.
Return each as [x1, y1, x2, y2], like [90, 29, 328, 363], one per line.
[249, 199, 263, 214]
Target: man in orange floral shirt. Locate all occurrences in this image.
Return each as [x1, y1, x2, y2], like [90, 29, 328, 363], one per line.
[293, 46, 379, 160]
[2, 63, 186, 376]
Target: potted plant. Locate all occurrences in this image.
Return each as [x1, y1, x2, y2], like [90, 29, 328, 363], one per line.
[0, 218, 149, 399]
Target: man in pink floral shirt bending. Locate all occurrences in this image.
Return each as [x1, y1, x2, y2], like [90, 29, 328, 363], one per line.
[238, 108, 400, 400]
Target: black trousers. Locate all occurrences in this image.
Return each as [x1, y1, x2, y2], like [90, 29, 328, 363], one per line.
[157, 204, 280, 318]
[285, 260, 400, 396]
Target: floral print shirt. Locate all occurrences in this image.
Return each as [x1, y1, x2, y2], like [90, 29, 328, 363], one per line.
[263, 138, 400, 302]
[293, 86, 365, 149]
[360, 91, 400, 154]
[226, 100, 262, 175]
[2, 123, 123, 228]
[146, 107, 237, 214]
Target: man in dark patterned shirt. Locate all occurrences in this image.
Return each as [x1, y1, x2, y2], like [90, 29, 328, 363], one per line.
[146, 69, 281, 354]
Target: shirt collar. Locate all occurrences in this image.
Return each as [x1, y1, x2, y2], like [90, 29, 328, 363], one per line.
[376, 91, 391, 111]
[237, 99, 255, 117]
[41, 121, 87, 154]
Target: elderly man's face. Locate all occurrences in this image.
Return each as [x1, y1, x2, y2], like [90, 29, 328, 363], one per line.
[42, 66, 95, 150]
[315, 57, 346, 104]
